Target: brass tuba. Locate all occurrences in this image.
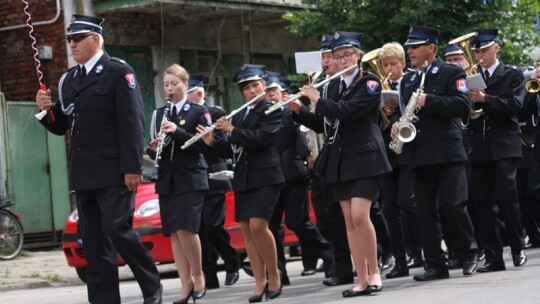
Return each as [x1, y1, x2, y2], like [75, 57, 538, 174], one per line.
[524, 69, 540, 93]
[362, 48, 393, 126]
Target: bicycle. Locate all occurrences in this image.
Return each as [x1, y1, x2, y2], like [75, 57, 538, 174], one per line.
[0, 193, 24, 260]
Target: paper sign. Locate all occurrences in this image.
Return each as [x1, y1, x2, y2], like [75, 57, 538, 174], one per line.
[466, 73, 487, 90]
[295, 51, 323, 74]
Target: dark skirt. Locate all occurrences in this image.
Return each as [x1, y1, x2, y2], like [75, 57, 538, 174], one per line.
[159, 191, 205, 235]
[235, 185, 282, 222]
[332, 176, 380, 202]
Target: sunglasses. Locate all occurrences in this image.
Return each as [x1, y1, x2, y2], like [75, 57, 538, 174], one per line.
[67, 33, 94, 43]
[407, 44, 428, 50]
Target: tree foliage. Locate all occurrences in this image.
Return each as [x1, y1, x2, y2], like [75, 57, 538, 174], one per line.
[283, 0, 540, 65]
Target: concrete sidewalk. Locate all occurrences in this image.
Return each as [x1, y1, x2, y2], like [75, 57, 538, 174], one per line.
[0, 248, 177, 292]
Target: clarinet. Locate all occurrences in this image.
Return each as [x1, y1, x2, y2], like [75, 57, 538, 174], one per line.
[151, 95, 172, 181]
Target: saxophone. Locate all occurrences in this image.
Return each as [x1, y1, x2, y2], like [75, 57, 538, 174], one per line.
[389, 67, 427, 154]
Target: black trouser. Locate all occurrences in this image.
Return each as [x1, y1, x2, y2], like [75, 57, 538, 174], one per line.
[77, 186, 160, 304]
[371, 200, 393, 260]
[472, 158, 525, 262]
[200, 192, 240, 283]
[270, 182, 333, 271]
[381, 166, 422, 266]
[414, 163, 477, 269]
[517, 165, 540, 245]
[310, 178, 352, 279]
[309, 176, 334, 265]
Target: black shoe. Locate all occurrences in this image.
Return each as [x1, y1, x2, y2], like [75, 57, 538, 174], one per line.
[447, 258, 462, 270]
[512, 250, 527, 267]
[323, 275, 354, 286]
[478, 250, 486, 262]
[478, 261, 506, 273]
[462, 255, 478, 275]
[381, 256, 394, 273]
[225, 271, 239, 286]
[267, 285, 282, 300]
[367, 285, 383, 293]
[243, 265, 254, 277]
[342, 287, 371, 297]
[193, 287, 207, 300]
[413, 267, 450, 281]
[143, 283, 163, 304]
[301, 268, 317, 276]
[385, 263, 409, 279]
[173, 287, 193, 304]
[407, 256, 424, 268]
[248, 283, 268, 303]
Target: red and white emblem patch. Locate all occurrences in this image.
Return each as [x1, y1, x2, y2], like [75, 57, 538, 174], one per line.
[456, 79, 468, 93]
[204, 113, 212, 126]
[366, 80, 380, 95]
[125, 74, 137, 89]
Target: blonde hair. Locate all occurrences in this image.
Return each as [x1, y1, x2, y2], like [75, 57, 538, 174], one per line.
[164, 64, 189, 83]
[379, 42, 405, 61]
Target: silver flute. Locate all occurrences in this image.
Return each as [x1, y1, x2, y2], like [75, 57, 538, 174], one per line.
[181, 92, 266, 150]
[264, 64, 358, 115]
[151, 95, 172, 180]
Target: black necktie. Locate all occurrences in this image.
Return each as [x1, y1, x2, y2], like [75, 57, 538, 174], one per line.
[243, 107, 251, 121]
[390, 81, 398, 90]
[484, 70, 490, 81]
[79, 66, 86, 82]
[339, 80, 347, 95]
[171, 105, 178, 119]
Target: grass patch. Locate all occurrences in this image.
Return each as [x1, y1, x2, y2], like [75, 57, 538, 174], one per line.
[22, 272, 60, 282]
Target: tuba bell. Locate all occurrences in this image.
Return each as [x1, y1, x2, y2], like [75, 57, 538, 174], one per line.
[362, 48, 394, 126]
[524, 69, 540, 93]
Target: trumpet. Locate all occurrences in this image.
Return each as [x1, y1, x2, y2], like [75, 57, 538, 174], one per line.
[264, 64, 358, 115]
[151, 95, 173, 180]
[181, 92, 266, 150]
[524, 69, 540, 93]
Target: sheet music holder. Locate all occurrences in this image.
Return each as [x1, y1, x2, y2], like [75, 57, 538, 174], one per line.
[294, 51, 323, 75]
[381, 90, 400, 109]
[466, 73, 487, 90]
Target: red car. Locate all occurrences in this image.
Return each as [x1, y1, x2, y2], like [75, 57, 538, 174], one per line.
[62, 181, 314, 282]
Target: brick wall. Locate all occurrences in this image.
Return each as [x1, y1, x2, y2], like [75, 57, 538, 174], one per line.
[0, 0, 66, 101]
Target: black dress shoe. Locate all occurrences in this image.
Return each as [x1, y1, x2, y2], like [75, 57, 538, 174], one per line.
[248, 284, 268, 303]
[478, 250, 486, 262]
[193, 287, 207, 300]
[173, 287, 193, 304]
[512, 250, 527, 267]
[407, 256, 424, 268]
[342, 287, 371, 297]
[267, 285, 282, 300]
[447, 258, 462, 270]
[323, 275, 354, 286]
[243, 265, 254, 277]
[413, 267, 449, 281]
[385, 263, 409, 279]
[301, 268, 317, 276]
[478, 261, 506, 273]
[381, 256, 394, 273]
[225, 271, 239, 286]
[368, 285, 383, 293]
[143, 283, 163, 304]
[462, 256, 478, 275]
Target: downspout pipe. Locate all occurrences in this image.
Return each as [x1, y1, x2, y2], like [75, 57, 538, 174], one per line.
[0, 0, 61, 32]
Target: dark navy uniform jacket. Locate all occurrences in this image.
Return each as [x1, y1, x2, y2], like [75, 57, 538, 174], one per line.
[468, 62, 524, 164]
[40, 53, 145, 191]
[152, 101, 210, 195]
[398, 58, 471, 167]
[204, 105, 232, 194]
[294, 69, 392, 184]
[212, 99, 285, 192]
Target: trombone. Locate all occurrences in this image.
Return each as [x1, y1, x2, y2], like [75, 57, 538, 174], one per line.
[180, 92, 266, 150]
[264, 64, 358, 115]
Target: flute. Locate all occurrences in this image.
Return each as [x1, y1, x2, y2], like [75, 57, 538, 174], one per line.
[264, 64, 358, 115]
[181, 92, 266, 150]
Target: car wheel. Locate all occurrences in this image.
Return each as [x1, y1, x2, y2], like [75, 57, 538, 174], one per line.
[75, 267, 87, 283]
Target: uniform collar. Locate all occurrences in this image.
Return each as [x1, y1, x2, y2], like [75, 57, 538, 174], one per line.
[483, 59, 500, 77]
[172, 96, 188, 113]
[340, 67, 360, 88]
[80, 49, 104, 74]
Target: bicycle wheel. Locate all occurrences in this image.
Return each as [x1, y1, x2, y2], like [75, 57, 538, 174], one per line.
[0, 210, 24, 260]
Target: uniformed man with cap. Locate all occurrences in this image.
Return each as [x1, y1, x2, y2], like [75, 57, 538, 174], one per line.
[468, 29, 527, 272]
[394, 25, 478, 281]
[444, 44, 469, 68]
[186, 75, 241, 288]
[35, 14, 162, 304]
[200, 64, 284, 302]
[292, 31, 391, 297]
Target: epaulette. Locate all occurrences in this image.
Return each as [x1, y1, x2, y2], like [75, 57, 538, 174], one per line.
[111, 57, 127, 65]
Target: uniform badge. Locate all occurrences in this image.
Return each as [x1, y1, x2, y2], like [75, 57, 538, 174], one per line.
[431, 67, 439, 74]
[95, 65, 103, 74]
[125, 74, 137, 89]
[179, 119, 186, 125]
[183, 103, 190, 111]
[366, 80, 380, 95]
[204, 113, 212, 125]
[411, 74, 417, 81]
[455, 79, 468, 93]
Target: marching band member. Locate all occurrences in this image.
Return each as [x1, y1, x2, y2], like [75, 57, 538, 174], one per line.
[200, 64, 284, 303]
[148, 64, 211, 304]
[468, 29, 527, 272]
[395, 25, 478, 281]
[292, 31, 391, 297]
[378, 42, 423, 279]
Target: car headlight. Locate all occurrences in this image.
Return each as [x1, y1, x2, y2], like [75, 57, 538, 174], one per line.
[135, 199, 160, 217]
[69, 209, 79, 222]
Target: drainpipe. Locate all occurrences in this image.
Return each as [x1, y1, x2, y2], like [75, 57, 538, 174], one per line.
[0, 0, 61, 32]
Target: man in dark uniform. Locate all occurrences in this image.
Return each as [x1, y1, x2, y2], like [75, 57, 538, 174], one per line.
[394, 25, 478, 281]
[35, 15, 162, 304]
[468, 29, 527, 272]
[266, 73, 334, 282]
[187, 75, 241, 288]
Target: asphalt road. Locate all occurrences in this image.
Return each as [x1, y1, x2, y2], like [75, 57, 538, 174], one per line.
[1, 247, 540, 303]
